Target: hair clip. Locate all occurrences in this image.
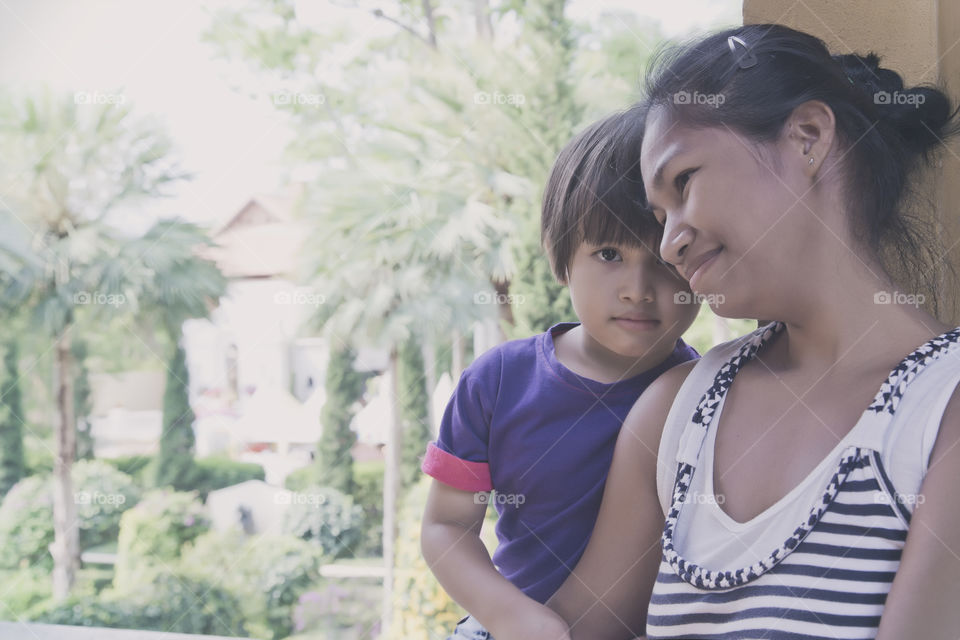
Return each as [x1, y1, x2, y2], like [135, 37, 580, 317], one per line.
[727, 35, 758, 69]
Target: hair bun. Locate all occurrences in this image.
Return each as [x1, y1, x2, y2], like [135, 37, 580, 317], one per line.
[834, 53, 957, 155]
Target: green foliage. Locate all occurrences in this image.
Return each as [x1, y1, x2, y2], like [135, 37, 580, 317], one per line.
[185, 456, 265, 500]
[0, 568, 52, 620]
[387, 476, 498, 639]
[0, 475, 50, 570]
[101, 455, 152, 483]
[0, 461, 139, 570]
[290, 577, 381, 639]
[398, 338, 431, 489]
[35, 570, 248, 637]
[72, 460, 141, 549]
[181, 529, 325, 640]
[281, 485, 364, 559]
[353, 460, 384, 557]
[316, 345, 368, 494]
[0, 341, 26, 497]
[113, 489, 209, 591]
[508, 230, 576, 338]
[151, 343, 196, 489]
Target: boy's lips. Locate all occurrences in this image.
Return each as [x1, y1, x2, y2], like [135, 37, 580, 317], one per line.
[613, 316, 661, 331]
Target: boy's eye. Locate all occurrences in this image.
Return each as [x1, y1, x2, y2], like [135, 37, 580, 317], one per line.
[595, 248, 622, 262]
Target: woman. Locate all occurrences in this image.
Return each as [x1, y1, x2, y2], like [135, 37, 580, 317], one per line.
[537, 23, 960, 640]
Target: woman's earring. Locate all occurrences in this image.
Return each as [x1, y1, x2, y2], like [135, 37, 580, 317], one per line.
[808, 156, 815, 166]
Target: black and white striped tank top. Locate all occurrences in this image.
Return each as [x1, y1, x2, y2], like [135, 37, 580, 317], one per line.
[647, 321, 960, 640]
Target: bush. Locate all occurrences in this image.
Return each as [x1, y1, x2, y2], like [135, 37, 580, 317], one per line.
[181, 530, 325, 639]
[35, 570, 248, 637]
[73, 460, 141, 549]
[0, 475, 51, 570]
[282, 485, 364, 560]
[353, 461, 383, 556]
[0, 569, 51, 620]
[184, 456, 264, 499]
[114, 489, 209, 591]
[291, 577, 382, 638]
[0, 461, 139, 570]
[101, 455, 152, 484]
[284, 464, 317, 492]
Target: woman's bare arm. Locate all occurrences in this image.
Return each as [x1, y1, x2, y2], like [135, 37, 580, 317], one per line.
[547, 361, 697, 640]
[876, 384, 960, 639]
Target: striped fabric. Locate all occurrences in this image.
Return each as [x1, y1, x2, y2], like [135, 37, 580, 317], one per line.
[646, 322, 960, 640]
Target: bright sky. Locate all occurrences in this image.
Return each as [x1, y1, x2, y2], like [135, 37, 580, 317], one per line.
[0, 0, 741, 229]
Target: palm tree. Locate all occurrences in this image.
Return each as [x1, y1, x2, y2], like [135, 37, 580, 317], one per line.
[0, 90, 224, 600]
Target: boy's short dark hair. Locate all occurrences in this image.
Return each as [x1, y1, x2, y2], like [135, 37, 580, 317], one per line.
[541, 106, 662, 284]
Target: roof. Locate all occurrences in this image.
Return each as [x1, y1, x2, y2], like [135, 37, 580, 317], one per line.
[200, 190, 306, 279]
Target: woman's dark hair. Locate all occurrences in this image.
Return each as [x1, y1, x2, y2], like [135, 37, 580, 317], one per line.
[638, 23, 960, 312]
[541, 107, 663, 283]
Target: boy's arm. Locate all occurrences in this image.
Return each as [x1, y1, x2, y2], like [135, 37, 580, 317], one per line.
[421, 479, 571, 640]
[546, 361, 697, 640]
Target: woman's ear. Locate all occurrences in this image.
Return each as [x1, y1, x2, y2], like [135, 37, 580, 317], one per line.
[784, 100, 837, 176]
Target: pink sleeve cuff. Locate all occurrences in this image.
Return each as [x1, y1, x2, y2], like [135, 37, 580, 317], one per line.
[421, 442, 493, 492]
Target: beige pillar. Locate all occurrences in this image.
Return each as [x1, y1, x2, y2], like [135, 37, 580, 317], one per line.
[743, 0, 960, 324]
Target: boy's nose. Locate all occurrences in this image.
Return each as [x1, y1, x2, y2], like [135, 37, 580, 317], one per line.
[619, 268, 656, 303]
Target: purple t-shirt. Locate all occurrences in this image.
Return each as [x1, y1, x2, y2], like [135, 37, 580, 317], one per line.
[422, 322, 699, 603]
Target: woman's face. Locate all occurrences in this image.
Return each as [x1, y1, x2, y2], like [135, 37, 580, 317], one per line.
[640, 106, 824, 319]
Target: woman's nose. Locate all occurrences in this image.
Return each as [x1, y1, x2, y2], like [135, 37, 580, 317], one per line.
[660, 219, 693, 268]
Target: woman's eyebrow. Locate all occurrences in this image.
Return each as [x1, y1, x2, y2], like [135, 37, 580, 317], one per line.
[650, 144, 690, 191]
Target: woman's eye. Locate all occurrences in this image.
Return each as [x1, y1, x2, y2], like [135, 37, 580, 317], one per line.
[596, 248, 622, 262]
[674, 169, 695, 196]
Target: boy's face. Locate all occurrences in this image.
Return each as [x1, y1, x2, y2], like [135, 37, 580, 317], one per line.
[566, 240, 699, 359]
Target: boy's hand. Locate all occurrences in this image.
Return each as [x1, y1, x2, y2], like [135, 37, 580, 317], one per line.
[487, 601, 571, 640]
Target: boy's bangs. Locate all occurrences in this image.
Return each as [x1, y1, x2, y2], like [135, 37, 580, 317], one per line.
[578, 203, 663, 254]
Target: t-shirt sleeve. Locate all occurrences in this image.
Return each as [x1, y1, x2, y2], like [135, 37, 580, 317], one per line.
[421, 350, 500, 492]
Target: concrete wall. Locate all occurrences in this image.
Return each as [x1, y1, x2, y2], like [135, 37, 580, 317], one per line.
[743, 0, 960, 323]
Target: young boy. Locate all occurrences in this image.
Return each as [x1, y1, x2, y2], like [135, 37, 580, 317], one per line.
[420, 107, 700, 640]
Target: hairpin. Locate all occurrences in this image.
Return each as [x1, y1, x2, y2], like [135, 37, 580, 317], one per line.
[727, 35, 758, 70]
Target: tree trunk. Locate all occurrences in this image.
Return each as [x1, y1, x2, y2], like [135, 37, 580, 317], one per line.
[473, 0, 493, 41]
[451, 328, 465, 380]
[381, 349, 401, 635]
[422, 0, 438, 48]
[493, 279, 513, 344]
[420, 337, 437, 432]
[51, 325, 79, 601]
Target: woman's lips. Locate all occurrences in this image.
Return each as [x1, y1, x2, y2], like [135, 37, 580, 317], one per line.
[687, 249, 721, 290]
